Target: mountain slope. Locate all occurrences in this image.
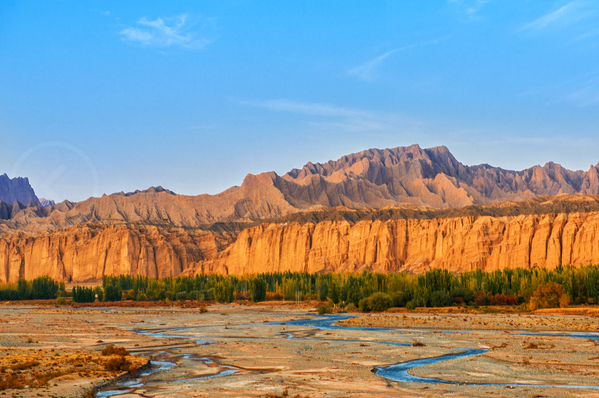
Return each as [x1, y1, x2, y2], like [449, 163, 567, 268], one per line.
[4, 144, 599, 235]
[0, 174, 39, 206]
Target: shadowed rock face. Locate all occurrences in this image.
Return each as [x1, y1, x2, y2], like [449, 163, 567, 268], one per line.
[277, 145, 599, 209]
[0, 174, 39, 206]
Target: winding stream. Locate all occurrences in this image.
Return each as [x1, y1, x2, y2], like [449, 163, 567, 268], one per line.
[95, 314, 599, 396]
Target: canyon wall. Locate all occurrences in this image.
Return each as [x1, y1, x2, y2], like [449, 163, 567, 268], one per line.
[0, 223, 221, 283]
[4, 210, 599, 282]
[194, 211, 599, 276]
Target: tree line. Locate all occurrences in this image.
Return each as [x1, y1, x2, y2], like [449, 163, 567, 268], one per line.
[1, 264, 598, 310]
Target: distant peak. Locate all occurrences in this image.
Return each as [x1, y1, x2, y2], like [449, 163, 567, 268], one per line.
[123, 186, 177, 197]
[38, 198, 56, 207]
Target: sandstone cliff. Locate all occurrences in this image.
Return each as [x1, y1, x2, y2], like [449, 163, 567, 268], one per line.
[5, 197, 599, 282]
[192, 210, 599, 276]
[0, 223, 225, 283]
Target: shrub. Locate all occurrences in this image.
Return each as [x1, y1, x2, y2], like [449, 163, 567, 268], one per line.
[451, 286, 474, 304]
[474, 291, 489, 306]
[102, 345, 129, 356]
[346, 303, 357, 312]
[199, 305, 208, 313]
[390, 292, 406, 307]
[453, 297, 465, 306]
[429, 291, 452, 307]
[129, 363, 139, 376]
[176, 291, 188, 302]
[529, 283, 569, 309]
[316, 305, 333, 314]
[136, 293, 148, 302]
[358, 297, 371, 312]
[205, 288, 215, 301]
[369, 292, 393, 312]
[491, 294, 519, 306]
[0, 288, 20, 301]
[406, 301, 416, 310]
[56, 296, 66, 305]
[265, 291, 283, 301]
[187, 290, 200, 301]
[105, 356, 132, 372]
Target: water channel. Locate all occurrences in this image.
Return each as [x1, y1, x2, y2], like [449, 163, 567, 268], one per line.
[95, 314, 599, 396]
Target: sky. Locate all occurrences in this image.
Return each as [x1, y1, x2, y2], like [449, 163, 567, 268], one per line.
[1, 0, 599, 202]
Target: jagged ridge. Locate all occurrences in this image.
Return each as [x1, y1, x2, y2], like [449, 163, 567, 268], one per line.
[4, 144, 599, 236]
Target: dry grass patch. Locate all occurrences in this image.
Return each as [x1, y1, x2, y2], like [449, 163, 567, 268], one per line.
[0, 349, 146, 391]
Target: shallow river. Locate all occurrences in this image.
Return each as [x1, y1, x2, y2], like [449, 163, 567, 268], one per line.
[96, 314, 599, 396]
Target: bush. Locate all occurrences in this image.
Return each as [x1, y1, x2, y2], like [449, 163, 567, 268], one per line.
[102, 345, 129, 356]
[474, 291, 489, 306]
[0, 289, 20, 301]
[316, 305, 333, 314]
[491, 294, 519, 306]
[358, 297, 371, 312]
[453, 297, 465, 306]
[56, 296, 66, 305]
[105, 356, 132, 372]
[205, 288, 215, 301]
[187, 290, 200, 301]
[199, 305, 208, 313]
[176, 291, 188, 302]
[406, 301, 416, 310]
[136, 293, 148, 302]
[529, 283, 569, 309]
[369, 292, 393, 312]
[265, 291, 283, 301]
[429, 291, 452, 307]
[346, 303, 357, 312]
[390, 292, 406, 307]
[451, 286, 474, 304]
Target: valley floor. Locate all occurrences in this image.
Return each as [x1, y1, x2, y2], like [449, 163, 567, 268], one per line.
[1, 304, 599, 397]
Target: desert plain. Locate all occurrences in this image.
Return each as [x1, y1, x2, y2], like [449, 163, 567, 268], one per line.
[1, 303, 599, 398]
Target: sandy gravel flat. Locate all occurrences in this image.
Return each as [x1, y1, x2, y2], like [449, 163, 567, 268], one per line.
[1, 304, 599, 397]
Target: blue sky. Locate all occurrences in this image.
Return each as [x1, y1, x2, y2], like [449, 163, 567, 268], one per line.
[1, 1, 599, 202]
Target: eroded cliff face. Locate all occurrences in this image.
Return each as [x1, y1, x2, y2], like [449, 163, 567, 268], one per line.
[193, 211, 599, 276]
[5, 210, 599, 282]
[0, 223, 222, 283]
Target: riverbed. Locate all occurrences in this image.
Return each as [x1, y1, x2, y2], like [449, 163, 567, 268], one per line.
[1, 304, 599, 397]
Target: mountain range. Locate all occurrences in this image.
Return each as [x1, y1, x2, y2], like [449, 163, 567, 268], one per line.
[3, 144, 599, 235]
[5, 144, 599, 282]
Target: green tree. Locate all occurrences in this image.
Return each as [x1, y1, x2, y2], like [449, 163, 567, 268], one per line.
[250, 278, 267, 302]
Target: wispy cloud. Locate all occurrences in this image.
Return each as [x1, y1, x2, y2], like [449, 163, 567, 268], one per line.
[522, 1, 593, 30]
[187, 125, 218, 130]
[243, 99, 372, 119]
[563, 75, 599, 106]
[348, 38, 447, 81]
[347, 46, 415, 81]
[448, 0, 491, 22]
[243, 99, 422, 133]
[520, 71, 599, 107]
[119, 14, 214, 50]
